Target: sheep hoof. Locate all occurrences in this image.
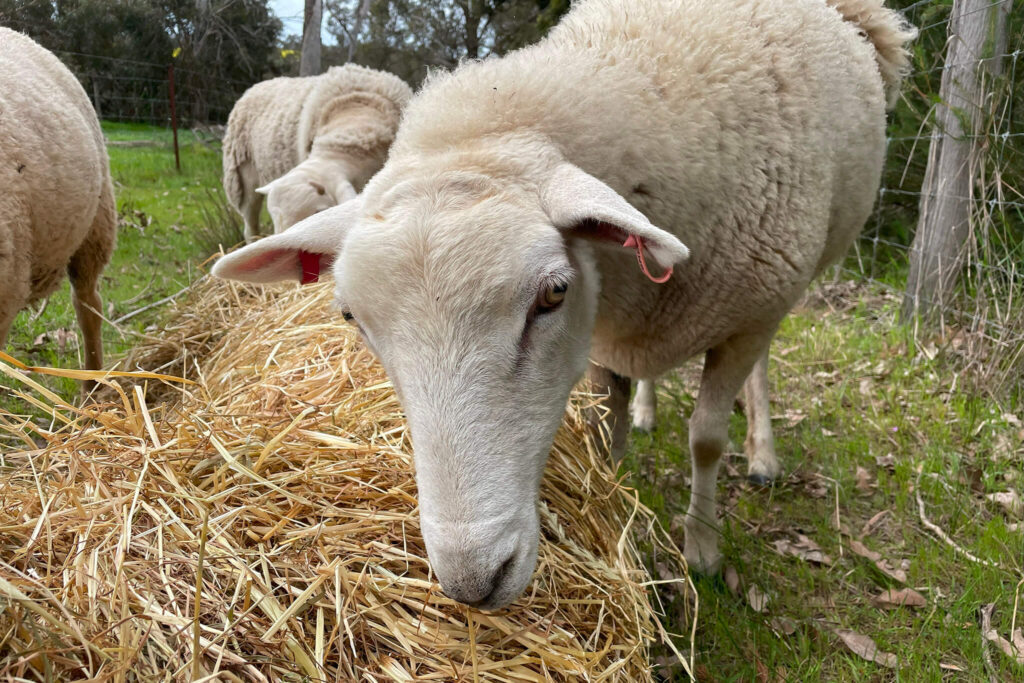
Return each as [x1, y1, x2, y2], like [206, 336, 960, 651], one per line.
[683, 546, 723, 576]
[631, 419, 655, 433]
[747, 472, 775, 487]
[683, 516, 722, 575]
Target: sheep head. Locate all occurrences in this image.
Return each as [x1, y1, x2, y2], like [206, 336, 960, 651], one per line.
[213, 162, 688, 609]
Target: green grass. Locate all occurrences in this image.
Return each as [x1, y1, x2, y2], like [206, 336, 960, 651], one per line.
[625, 283, 1024, 681]
[2, 121, 237, 405]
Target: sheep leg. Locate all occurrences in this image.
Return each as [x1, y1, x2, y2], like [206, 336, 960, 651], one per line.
[241, 188, 264, 243]
[0, 311, 13, 351]
[0, 252, 28, 352]
[585, 361, 632, 461]
[743, 346, 780, 485]
[68, 188, 115, 391]
[630, 378, 658, 432]
[685, 331, 772, 574]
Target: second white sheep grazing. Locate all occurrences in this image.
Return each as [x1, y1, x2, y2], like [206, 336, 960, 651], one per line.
[222, 64, 411, 242]
[0, 28, 116, 383]
[213, 0, 915, 609]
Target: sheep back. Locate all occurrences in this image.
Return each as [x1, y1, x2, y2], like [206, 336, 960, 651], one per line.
[296, 64, 413, 160]
[0, 27, 113, 306]
[390, 0, 914, 377]
[221, 76, 319, 208]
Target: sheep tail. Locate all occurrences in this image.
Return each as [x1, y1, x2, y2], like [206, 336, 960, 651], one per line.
[827, 0, 918, 109]
[221, 127, 248, 209]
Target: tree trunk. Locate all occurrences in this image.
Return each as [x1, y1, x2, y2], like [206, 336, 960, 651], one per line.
[461, 0, 483, 59]
[352, 0, 372, 39]
[300, 0, 323, 76]
[347, 0, 372, 62]
[901, 0, 1011, 321]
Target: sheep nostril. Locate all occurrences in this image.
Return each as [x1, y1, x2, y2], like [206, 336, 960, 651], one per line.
[467, 553, 517, 608]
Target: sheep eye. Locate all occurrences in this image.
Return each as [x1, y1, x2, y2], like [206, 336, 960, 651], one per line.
[342, 310, 354, 322]
[538, 281, 567, 313]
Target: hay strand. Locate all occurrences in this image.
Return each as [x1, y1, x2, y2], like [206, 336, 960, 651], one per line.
[0, 276, 691, 681]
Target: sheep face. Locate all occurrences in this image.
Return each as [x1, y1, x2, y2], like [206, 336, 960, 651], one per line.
[257, 170, 355, 233]
[338, 187, 599, 609]
[212, 164, 689, 609]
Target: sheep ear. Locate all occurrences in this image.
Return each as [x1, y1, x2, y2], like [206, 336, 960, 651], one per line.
[333, 180, 357, 204]
[212, 195, 364, 284]
[541, 163, 689, 271]
[255, 183, 273, 196]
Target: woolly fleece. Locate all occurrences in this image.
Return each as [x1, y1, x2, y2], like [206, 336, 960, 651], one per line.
[221, 64, 411, 239]
[0, 27, 116, 373]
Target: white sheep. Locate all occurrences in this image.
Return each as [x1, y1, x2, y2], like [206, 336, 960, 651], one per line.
[213, 0, 915, 609]
[0, 28, 116, 383]
[222, 64, 411, 242]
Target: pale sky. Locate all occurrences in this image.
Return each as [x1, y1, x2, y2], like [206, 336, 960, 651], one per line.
[270, 0, 340, 46]
[270, 0, 306, 38]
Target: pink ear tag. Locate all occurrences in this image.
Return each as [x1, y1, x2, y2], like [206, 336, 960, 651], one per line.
[298, 250, 321, 285]
[623, 235, 673, 283]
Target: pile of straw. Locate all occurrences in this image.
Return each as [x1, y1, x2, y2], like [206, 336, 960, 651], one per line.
[0, 277, 690, 681]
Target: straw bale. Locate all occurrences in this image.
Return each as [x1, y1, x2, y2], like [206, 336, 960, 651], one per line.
[0, 277, 691, 681]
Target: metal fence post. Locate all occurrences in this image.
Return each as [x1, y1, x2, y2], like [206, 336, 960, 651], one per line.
[168, 63, 181, 172]
[92, 77, 102, 120]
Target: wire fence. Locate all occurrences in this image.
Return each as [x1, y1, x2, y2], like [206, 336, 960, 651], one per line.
[843, 0, 1023, 391]
[35, 0, 1024, 391]
[56, 49, 252, 127]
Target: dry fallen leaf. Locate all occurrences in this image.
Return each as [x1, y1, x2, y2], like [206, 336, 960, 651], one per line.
[781, 408, 807, 427]
[874, 558, 908, 584]
[755, 659, 770, 683]
[805, 477, 829, 499]
[938, 662, 965, 672]
[959, 461, 986, 494]
[874, 454, 896, 470]
[849, 539, 882, 562]
[834, 629, 898, 668]
[981, 603, 1024, 665]
[724, 565, 741, 597]
[774, 534, 833, 565]
[770, 617, 797, 636]
[32, 327, 80, 352]
[747, 584, 769, 613]
[755, 660, 788, 683]
[986, 490, 1023, 519]
[855, 466, 875, 493]
[871, 588, 926, 609]
[992, 433, 1017, 462]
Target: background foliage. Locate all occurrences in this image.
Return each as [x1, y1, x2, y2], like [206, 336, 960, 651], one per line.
[0, 0, 281, 122]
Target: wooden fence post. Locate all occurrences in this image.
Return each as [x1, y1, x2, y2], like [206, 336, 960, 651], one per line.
[92, 77, 102, 120]
[901, 0, 1011, 321]
[168, 63, 181, 173]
